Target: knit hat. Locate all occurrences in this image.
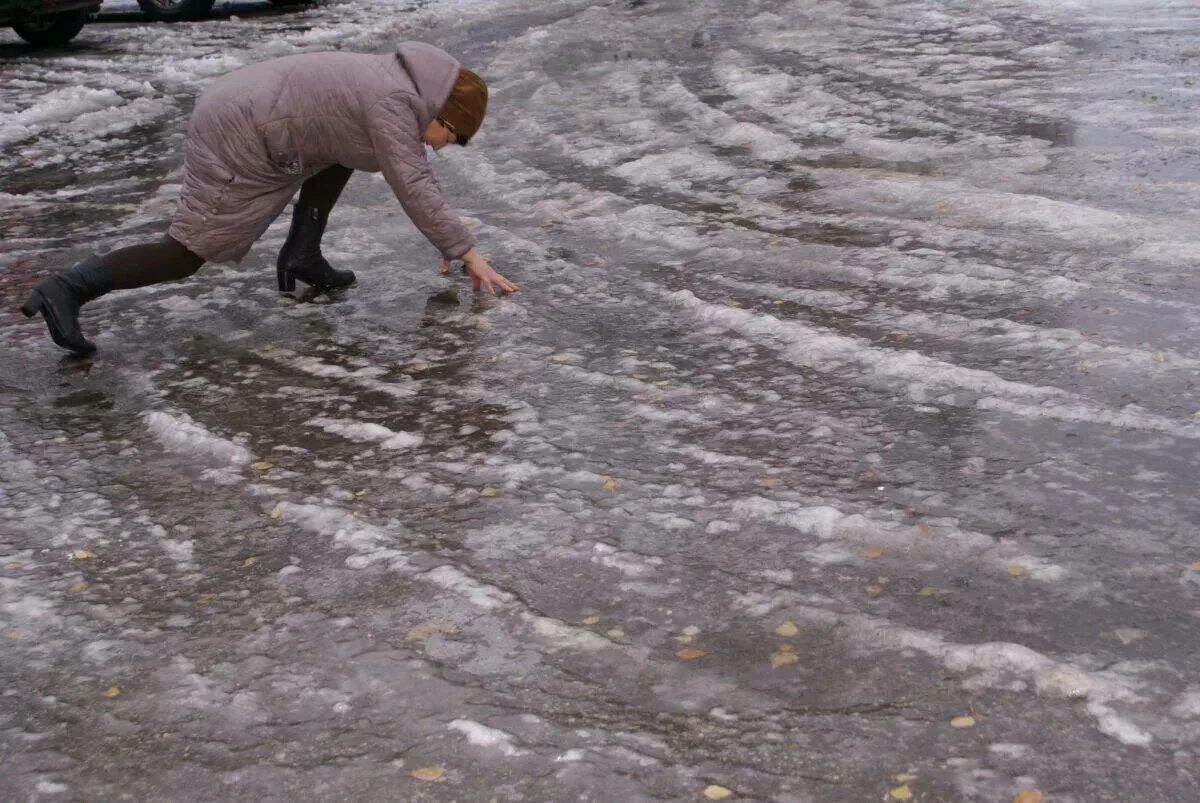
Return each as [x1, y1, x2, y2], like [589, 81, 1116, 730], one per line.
[439, 68, 488, 144]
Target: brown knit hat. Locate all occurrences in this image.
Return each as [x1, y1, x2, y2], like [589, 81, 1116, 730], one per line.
[439, 68, 488, 145]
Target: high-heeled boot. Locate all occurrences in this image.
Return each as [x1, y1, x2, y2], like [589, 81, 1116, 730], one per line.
[20, 254, 115, 355]
[276, 204, 356, 293]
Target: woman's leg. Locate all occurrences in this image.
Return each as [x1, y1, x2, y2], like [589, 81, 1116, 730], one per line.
[21, 235, 203, 355]
[277, 165, 356, 292]
[102, 235, 205, 289]
[297, 164, 353, 211]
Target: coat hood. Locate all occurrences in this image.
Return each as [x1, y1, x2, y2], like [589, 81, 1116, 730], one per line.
[395, 42, 461, 129]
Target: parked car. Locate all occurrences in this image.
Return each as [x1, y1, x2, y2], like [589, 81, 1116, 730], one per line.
[1, 0, 100, 45]
[136, 0, 308, 22]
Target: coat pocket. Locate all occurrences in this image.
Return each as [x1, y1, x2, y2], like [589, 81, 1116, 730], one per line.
[261, 119, 304, 176]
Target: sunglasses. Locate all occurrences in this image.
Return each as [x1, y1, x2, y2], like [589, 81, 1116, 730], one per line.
[437, 116, 469, 146]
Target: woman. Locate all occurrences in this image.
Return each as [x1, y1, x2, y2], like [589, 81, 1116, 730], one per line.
[20, 42, 518, 356]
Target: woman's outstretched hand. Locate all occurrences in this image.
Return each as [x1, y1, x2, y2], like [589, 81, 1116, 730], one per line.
[440, 248, 519, 295]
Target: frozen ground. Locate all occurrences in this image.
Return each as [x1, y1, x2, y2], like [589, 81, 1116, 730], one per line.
[3, 0, 1200, 799]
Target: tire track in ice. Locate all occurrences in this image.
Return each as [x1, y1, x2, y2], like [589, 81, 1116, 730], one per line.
[668, 287, 1200, 439]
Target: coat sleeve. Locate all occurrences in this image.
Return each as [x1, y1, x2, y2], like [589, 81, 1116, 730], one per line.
[365, 91, 476, 260]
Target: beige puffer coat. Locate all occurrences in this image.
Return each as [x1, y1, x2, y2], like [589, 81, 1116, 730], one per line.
[168, 42, 475, 263]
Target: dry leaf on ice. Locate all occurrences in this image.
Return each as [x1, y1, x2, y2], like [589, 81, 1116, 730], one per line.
[1012, 790, 1043, 803]
[1113, 627, 1147, 644]
[775, 621, 799, 637]
[950, 715, 976, 728]
[71, 550, 95, 560]
[409, 766, 445, 781]
[251, 461, 272, 472]
[1006, 566, 1026, 577]
[889, 785, 913, 801]
[676, 647, 705, 661]
[68, 582, 88, 593]
[480, 487, 499, 497]
[770, 650, 799, 669]
[582, 615, 601, 625]
[862, 547, 884, 559]
[101, 687, 121, 699]
[703, 785, 733, 800]
[406, 622, 459, 642]
[602, 478, 620, 491]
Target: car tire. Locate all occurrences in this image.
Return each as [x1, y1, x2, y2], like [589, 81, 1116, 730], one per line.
[136, 0, 216, 21]
[12, 9, 89, 46]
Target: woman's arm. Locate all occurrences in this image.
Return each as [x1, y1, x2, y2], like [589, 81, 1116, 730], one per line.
[366, 92, 476, 260]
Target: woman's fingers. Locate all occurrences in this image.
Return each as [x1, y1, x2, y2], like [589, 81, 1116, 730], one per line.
[464, 257, 519, 295]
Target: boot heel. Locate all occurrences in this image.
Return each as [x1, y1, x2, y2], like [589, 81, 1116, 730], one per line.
[277, 268, 296, 292]
[19, 294, 42, 318]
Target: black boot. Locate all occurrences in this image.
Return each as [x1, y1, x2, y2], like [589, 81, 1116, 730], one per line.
[276, 205, 356, 293]
[20, 255, 115, 356]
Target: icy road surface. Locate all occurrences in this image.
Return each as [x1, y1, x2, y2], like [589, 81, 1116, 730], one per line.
[3, 0, 1200, 799]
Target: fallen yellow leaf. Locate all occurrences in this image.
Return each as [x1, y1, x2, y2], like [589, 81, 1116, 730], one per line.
[251, 461, 272, 472]
[197, 594, 215, 606]
[866, 585, 884, 597]
[1012, 791, 1043, 803]
[862, 547, 884, 559]
[480, 487, 499, 497]
[243, 556, 258, 567]
[406, 622, 459, 641]
[71, 550, 95, 560]
[757, 475, 781, 489]
[1190, 560, 1200, 571]
[890, 784, 913, 801]
[409, 766, 444, 781]
[582, 615, 601, 625]
[354, 490, 367, 498]
[606, 629, 625, 638]
[894, 772, 918, 783]
[703, 785, 733, 800]
[602, 478, 620, 492]
[1006, 566, 1026, 577]
[770, 651, 799, 669]
[101, 686, 121, 699]
[1113, 627, 1147, 644]
[777, 643, 796, 653]
[270, 506, 283, 520]
[68, 582, 88, 593]
[950, 715, 976, 728]
[676, 647, 705, 661]
[775, 621, 799, 637]
[917, 586, 941, 597]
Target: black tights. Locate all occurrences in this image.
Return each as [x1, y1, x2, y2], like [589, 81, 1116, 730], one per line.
[101, 164, 354, 290]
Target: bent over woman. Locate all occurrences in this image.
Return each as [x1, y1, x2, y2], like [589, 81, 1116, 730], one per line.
[21, 41, 518, 355]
